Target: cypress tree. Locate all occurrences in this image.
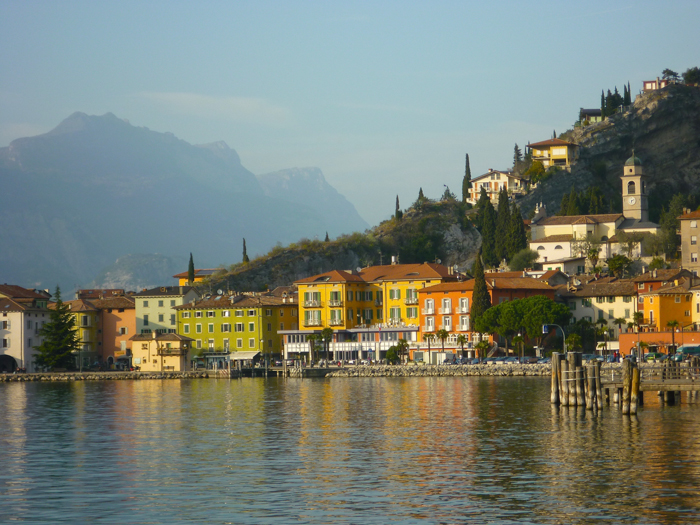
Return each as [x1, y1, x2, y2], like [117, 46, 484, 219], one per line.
[495, 187, 511, 262]
[324, 231, 330, 242]
[552, 129, 556, 139]
[395, 195, 403, 220]
[242, 238, 250, 263]
[187, 253, 195, 284]
[462, 153, 472, 202]
[601, 90, 606, 119]
[418, 187, 425, 201]
[470, 250, 492, 324]
[35, 287, 80, 370]
[627, 81, 632, 104]
[559, 193, 570, 216]
[481, 201, 498, 268]
[507, 202, 527, 260]
[513, 143, 522, 165]
[566, 187, 580, 215]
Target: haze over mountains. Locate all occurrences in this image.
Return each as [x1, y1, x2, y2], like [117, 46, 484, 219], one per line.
[0, 112, 368, 291]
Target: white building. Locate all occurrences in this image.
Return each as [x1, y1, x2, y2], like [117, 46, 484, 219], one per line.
[0, 285, 50, 372]
[466, 169, 527, 206]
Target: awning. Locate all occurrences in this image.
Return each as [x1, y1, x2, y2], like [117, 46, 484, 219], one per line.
[228, 351, 260, 361]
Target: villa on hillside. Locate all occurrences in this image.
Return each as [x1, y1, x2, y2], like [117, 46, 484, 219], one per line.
[465, 169, 527, 206]
[526, 138, 579, 169]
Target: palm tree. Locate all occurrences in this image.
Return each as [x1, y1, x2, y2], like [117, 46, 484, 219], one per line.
[307, 334, 319, 364]
[595, 318, 608, 355]
[436, 329, 449, 357]
[423, 333, 434, 364]
[321, 327, 333, 362]
[614, 317, 627, 337]
[666, 319, 679, 354]
[456, 334, 467, 358]
[396, 338, 409, 363]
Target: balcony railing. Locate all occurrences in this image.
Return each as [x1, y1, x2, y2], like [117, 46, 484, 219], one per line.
[439, 307, 452, 314]
[303, 319, 323, 327]
[304, 300, 322, 308]
[374, 300, 383, 306]
[458, 324, 470, 332]
[329, 318, 344, 326]
[157, 348, 187, 356]
[422, 326, 435, 333]
[404, 297, 418, 305]
[455, 306, 470, 314]
[422, 308, 435, 315]
[328, 300, 343, 307]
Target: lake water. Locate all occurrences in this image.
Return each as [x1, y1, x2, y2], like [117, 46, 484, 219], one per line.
[1, 377, 700, 524]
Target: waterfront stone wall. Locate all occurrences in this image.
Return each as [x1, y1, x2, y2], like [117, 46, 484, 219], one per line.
[327, 363, 554, 378]
[0, 371, 219, 382]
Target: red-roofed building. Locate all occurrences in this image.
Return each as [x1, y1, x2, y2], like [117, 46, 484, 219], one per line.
[526, 138, 578, 169]
[0, 284, 51, 372]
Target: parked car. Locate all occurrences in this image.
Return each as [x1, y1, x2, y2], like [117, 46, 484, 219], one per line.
[469, 358, 482, 365]
[644, 352, 668, 362]
[504, 356, 519, 364]
[520, 356, 538, 364]
[672, 345, 700, 362]
[539, 357, 551, 364]
[582, 354, 604, 362]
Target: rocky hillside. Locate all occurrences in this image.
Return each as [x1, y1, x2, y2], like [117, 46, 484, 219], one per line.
[519, 84, 700, 220]
[201, 199, 482, 292]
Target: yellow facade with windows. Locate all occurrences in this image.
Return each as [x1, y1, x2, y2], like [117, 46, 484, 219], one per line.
[640, 279, 693, 331]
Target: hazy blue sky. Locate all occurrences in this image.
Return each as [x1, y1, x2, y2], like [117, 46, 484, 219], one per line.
[2, 1, 699, 225]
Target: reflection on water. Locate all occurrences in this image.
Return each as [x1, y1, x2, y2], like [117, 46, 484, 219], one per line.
[1, 377, 700, 524]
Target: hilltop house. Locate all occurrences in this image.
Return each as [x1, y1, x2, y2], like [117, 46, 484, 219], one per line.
[526, 138, 579, 169]
[465, 169, 527, 206]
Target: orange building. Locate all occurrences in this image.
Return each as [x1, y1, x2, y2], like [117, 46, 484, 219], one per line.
[417, 277, 556, 355]
[90, 295, 136, 367]
[639, 277, 693, 332]
[632, 269, 692, 326]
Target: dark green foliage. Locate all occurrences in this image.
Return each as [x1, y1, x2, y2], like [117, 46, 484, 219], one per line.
[524, 160, 546, 184]
[507, 203, 528, 260]
[34, 287, 80, 370]
[441, 186, 456, 201]
[242, 238, 250, 263]
[658, 193, 696, 258]
[508, 248, 540, 271]
[462, 154, 472, 202]
[513, 144, 522, 165]
[494, 188, 511, 262]
[602, 87, 624, 117]
[601, 90, 606, 120]
[683, 67, 700, 84]
[325, 231, 330, 242]
[623, 83, 631, 105]
[385, 346, 399, 363]
[558, 186, 610, 216]
[480, 201, 498, 268]
[662, 68, 679, 82]
[552, 129, 556, 139]
[395, 195, 403, 220]
[607, 254, 632, 277]
[188, 253, 195, 284]
[470, 250, 491, 325]
[558, 193, 569, 216]
[566, 186, 580, 215]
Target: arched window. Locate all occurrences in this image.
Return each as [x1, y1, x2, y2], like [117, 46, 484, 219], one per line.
[555, 245, 563, 250]
[627, 181, 636, 195]
[537, 246, 545, 251]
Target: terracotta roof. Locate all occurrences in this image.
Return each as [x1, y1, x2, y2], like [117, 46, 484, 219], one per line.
[172, 269, 223, 279]
[535, 214, 623, 226]
[640, 277, 692, 296]
[528, 138, 578, 148]
[0, 297, 32, 312]
[75, 289, 126, 300]
[421, 277, 555, 293]
[267, 285, 297, 297]
[295, 263, 456, 286]
[89, 296, 136, 310]
[531, 234, 574, 244]
[0, 284, 50, 300]
[50, 299, 97, 312]
[174, 294, 297, 310]
[133, 286, 196, 297]
[560, 278, 636, 298]
[470, 169, 522, 183]
[632, 269, 692, 283]
[679, 210, 700, 220]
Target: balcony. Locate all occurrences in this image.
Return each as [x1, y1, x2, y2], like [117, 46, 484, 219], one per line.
[458, 324, 470, 332]
[303, 319, 323, 327]
[374, 300, 383, 306]
[328, 300, 343, 307]
[439, 307, 452, 315]
[404, 297, 418, 305]
[422, 326, 435, 333]
[157, 347, 187, 356]
[304, 300, 322, 308]
[455, 306, 470, 314]
[422, 308, 435, 315]
[329, 318, 344, 326]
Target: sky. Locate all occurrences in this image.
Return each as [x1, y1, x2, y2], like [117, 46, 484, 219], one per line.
[2, 0, 699, 226]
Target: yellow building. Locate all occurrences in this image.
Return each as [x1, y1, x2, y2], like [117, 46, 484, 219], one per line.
[639, 278, 693, 331]
[526, 138, 578, 169]
[52, 299, 100, 369]
[172, 268, 223, 286]
[130, 332, 194, 371]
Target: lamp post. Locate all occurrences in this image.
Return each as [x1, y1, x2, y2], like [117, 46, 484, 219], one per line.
[543, 324, 567, 355]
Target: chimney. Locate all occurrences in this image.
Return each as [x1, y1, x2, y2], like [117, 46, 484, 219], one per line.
[391, 256, 397, 265]
[179, 286, 183, 295]
[491, 279, 496, 288]
[152, 331, 157, 339]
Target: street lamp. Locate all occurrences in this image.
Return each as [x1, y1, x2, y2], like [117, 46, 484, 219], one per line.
[543, 324, 567, 355]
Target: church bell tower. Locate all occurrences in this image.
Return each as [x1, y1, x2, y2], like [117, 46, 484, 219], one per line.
[621, 152, 648, 222]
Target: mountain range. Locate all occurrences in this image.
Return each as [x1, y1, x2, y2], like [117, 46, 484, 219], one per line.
[0, 112, 368, 290]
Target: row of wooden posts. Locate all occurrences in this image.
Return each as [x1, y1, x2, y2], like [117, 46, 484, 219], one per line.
[550, 352, 641, 414]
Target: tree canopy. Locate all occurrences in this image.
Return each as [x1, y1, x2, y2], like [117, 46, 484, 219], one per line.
[35, 287, 80, 370]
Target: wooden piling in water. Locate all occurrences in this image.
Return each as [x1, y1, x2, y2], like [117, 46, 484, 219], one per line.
[576, 366, 585, 407]
[586, 364, 595, 410]
[622, 359, 631, 415]
[560, 358, 569, 406]
[595, 361, 603, 410]
[551, 352, 560, 405]
[630, 365, 640, 414]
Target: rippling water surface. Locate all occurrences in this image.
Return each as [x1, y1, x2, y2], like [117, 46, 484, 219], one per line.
[2, 377, 700, 524]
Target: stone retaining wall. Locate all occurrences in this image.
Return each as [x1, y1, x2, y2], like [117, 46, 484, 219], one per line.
[0, 371, 217, 382]
[327, 363, 554, 378]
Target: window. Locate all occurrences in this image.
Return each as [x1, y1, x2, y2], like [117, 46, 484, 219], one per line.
[170, 300, 175, 307]
[363, 308, 373, 320]
[692, 253, 698, 263]
[649, 298, 654, 304]
[208, 323, 214, 333]
[223, 339, 229, 350]
[237, 339, 243, 348]
[596, 297, 604, 303]
[143, 315, 149, 326]
[555, 245, 563, 250]
[158, 300, 164, 307]
[235, 323, 244, 332]
[208, 339, 215, 350]
[389, 289, 401, 300]
[248, 322, 255, 331]
[182, 312, 191, 318]
[582, 299, 591, 307]
[248, 310, 255, 316]
[196, 339, 202, 349]
[638, 283, 645, 290]
[623, 296, 632, 303]
[279, 310, 284, 317]
[207, 311, 215, 317]
[426, 317, 435, 330]
[235, 310, 243, 317]
[627, 181, 636, 194]
[347, 309, 353, 323]
[460, 315, 470, 330]
[376, 309, 383, 320]
[2, 339, 8, 348]
[143, 301, 149, 307]
[364, 291, 373, 301]
[406, 307, 418, 318]
[537, 246, 545, 251]
[196, 324, 202, 333]
[265, 309, 272, 316]
[459, 297, 469, 312]
[389, 307, 401, 321]
[347, 290, 353, 301]
[443, 317, 452, 330]
[222, 311, 230, 317]
[170, 314, 175, 326]
[608, 309, 614, 319]
[692, 236, 697, 246]
[607, 297, 614, 303]
[568, 302, 576, 310]
[638, 297, 644, 304]
[27, 319, 33, 329]
[222, 323, 231, 332]
[291, 309, 297, 316]
[692, 221, 698, 228]
[280, 322, 285, 331]
[120, 327, 128, 335]
[685, 310, 691, 317]
[625, 309, 630, 318]
[183, 325, 190, 334]
[158, 314, 164, 323]
[249, 338, 255, 348]
[195, 311, 202, 318]
[675, 296, 681, 303]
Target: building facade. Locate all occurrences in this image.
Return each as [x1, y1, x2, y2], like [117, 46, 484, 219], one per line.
[678, 209, 700, 274]
[133, 286, 199, 335]
[526, 138, 578, 169]
[465, 169, 527, 206]
[0, 285, 50, 372]
[130, 332, 194, 372]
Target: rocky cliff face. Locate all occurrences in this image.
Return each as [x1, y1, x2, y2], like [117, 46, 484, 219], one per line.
[519, 84, 700, 219]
